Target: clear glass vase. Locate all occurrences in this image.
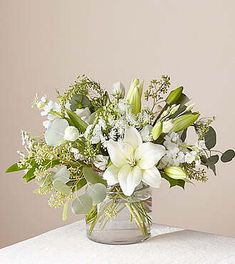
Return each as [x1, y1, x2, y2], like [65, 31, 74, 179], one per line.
[86, 184, 152, 245]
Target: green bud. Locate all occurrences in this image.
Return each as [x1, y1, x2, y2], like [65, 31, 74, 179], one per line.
[171, 112, 200, 133]
[152, 121, 163, 140]
[166, 87, 183, 105]
[127, 79, 144, 114]
[164, 167, 187, 179]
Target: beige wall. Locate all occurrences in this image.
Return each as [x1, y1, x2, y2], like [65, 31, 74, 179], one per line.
[0, 0, 234, 248]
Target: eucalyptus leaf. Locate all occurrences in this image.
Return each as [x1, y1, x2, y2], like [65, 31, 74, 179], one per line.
[208, 155, 219, 164]
[72, 194, 93, 214]
[206, 159, 216, 175]
[221, 149, 235, 162]
[70, 94, 90, 111]
[53, 180, 71, 195]
[86, 183, 107, 204]
[82, 166, 107, 186]
[54, 166, 70, 183]
[205, 126, 216, 150]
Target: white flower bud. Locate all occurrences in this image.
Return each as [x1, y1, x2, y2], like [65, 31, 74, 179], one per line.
[64, 126, 80, 141]
[112, 82, 125, 98]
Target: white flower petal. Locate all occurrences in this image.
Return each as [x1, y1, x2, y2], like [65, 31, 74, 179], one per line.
[64, 126, 80, 141]
[103, 165, 119, 185]
[142, 167, 161, 188]
[135, 142, 165, 169]
[118, 165, 142, 196]
[45, 119, 69, 147]
[107, 140, 133, 167]
[123, 127, 142, 150]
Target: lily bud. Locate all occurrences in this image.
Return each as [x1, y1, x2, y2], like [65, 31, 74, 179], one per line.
[164, 166, 187, 179]
[112, 82, 125, 98]
[171, 112, 200, 133]
[64, 126, 80, 141]
[127, 79, 144, 114]
[152, 122, 163, 140]
[166, 87, 183, 105]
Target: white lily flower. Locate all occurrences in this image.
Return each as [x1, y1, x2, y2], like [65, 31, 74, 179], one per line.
[64, 126, 80, 141]
[103, 127, 165, 196]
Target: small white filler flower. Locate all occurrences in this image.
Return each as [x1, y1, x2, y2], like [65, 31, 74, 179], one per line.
[103, 127, 165, 196]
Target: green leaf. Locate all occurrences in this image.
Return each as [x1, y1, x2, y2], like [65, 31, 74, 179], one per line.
[70, 94, 90, 111]
[161, 173, 185, 188]
[82, 166, 107, 186]
[166, 87, 183, 105]
[62, 201, 69, 221]
[180, 129, 187, 142]
[205, 126, 216, 150]
[53, 166, 70, 183]
[208, 155, 219, 164]
[86, 183, 107, 204]
[66, 110, 88, 132]
[23, 167, 36, 182]
[5, 163, 26, 173]
[53, 180, 71, 195]
[72, 193, 93, 214]
[206, 159, 216, 175]
[221, 149, 235, 162]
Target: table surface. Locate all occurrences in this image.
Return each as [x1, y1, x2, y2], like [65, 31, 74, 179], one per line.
[0, 221, 235, 264]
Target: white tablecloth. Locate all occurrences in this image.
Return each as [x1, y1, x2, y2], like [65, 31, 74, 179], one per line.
[0, 221, 235, 264]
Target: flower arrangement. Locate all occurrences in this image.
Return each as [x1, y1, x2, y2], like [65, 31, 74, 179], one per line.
[6, 75, 234, 244]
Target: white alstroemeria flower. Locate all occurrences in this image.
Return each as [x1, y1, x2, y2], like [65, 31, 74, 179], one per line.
[64, 126, 80, 141]
[103, 127, 165, 196]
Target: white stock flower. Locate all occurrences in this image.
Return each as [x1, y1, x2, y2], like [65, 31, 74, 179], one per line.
[185, 151, 197, 164]
[140, 125, 153, 142]
[162, 120, 173, 133]
[103, 127, 165, 196]
[64, 126, 80, 141]
[93, 155, 109, 171]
